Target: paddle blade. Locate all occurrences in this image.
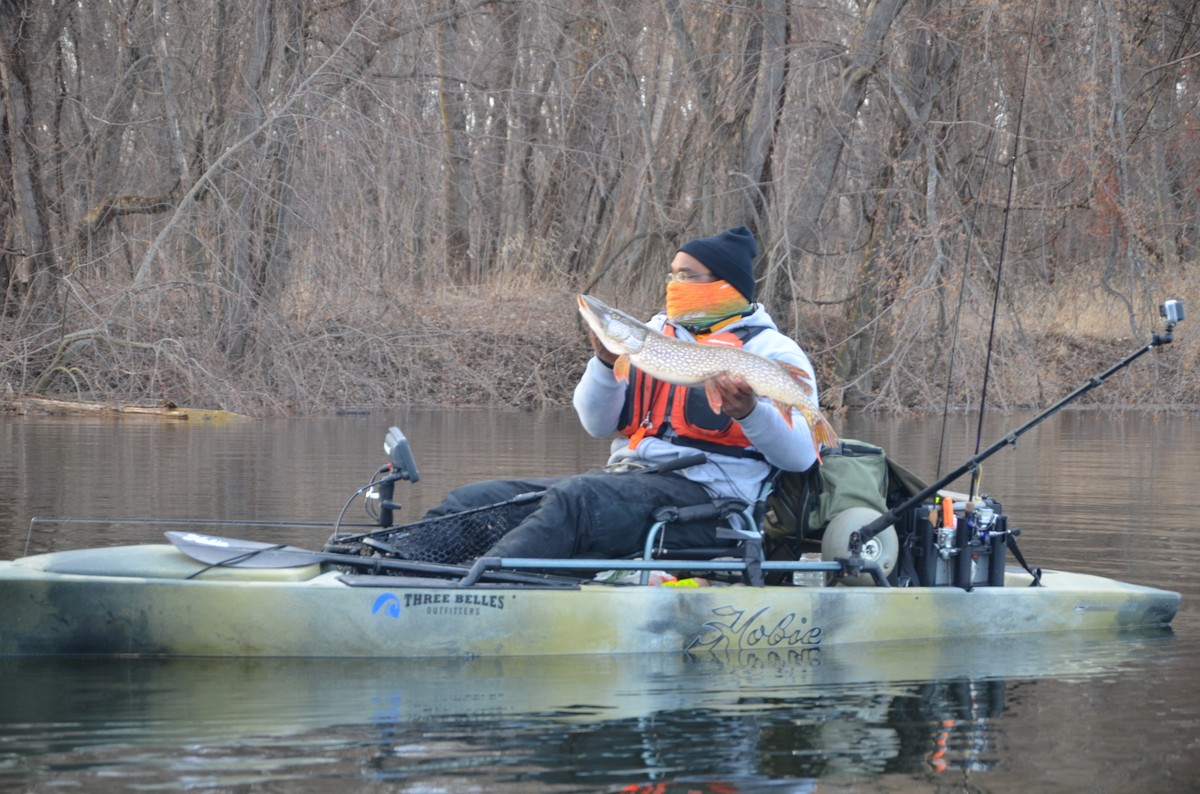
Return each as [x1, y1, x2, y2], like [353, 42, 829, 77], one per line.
[166, 531, 321, 568]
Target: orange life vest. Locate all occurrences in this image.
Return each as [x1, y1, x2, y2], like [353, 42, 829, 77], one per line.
[617, 325, 768, 460]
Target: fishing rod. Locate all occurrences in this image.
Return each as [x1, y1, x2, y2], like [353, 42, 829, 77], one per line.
[968, 0, 1040, 502]
[850, 299, 1184, 551]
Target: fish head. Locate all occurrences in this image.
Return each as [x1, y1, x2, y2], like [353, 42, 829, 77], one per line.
[577, 294, 649, 354]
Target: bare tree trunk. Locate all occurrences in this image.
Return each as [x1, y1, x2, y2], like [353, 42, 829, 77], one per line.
[73, 2, 155, 271]
[437, 0, 472, 284]
[257, 0, 303, 310]
[786, 0, 909, 261]
[0, 0, 57, 308]
[743, 0, 788, 226]
[219, 0, 304, 366]
[1097, 0, 1139, 335]
[774, 0, 911, 405]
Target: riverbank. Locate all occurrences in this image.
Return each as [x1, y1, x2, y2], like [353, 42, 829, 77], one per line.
[2, 288, 1195, 417]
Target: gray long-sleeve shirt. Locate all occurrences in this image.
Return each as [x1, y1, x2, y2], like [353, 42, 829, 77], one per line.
[572, 304, 820, 506]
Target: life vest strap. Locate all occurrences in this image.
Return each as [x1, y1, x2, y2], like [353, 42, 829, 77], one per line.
[661, 433, 767, 462]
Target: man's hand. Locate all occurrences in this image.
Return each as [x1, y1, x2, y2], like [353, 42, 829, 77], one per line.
[710, 374, 757, 420]
[587, 329, 619, 366]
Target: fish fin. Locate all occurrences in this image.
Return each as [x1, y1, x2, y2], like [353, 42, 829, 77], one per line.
[704, 380, 724, 414]
[781, 363, 814, 397]
[774, 401, 795, 428]
[613, 355, 631, 382]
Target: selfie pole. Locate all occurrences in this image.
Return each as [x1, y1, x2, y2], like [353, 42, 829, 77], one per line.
[850, 300, 1185, 552]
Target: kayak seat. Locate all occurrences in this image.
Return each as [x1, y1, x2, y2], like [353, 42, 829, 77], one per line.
[640, 486, 772, 586]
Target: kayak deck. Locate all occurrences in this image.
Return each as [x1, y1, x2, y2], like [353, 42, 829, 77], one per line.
[0, 543, 1180, 658]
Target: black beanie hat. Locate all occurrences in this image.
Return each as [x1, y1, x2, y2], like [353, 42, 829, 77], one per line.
[678, 226, 758, 302]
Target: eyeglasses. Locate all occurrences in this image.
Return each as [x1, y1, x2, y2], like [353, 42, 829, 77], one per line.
[667, 271, 717, 284]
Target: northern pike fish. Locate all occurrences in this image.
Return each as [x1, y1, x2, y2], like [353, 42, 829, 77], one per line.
[577, 294, 839, 456]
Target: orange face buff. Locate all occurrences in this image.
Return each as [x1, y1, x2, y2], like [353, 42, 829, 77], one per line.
[665, 280, 752, 329]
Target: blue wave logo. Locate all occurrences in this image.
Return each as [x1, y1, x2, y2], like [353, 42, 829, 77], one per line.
[371, 593, 402, 619]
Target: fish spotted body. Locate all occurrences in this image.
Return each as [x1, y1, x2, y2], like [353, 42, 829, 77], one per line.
[577, 294, 839, 458]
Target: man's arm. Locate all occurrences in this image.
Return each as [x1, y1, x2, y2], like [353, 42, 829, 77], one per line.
[573, 349, 627, 438]
[709, 351, 821, 472]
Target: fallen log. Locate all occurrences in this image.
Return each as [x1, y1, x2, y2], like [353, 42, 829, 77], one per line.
[2, 394, 249, 423]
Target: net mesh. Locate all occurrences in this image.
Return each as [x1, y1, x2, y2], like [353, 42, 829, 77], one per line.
[327, 500, 531, 566]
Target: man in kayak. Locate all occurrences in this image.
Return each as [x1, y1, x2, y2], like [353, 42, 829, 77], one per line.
[422, 226, 823, 560]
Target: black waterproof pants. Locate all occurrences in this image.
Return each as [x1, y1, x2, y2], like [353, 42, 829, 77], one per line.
[422, 469, 731, 559]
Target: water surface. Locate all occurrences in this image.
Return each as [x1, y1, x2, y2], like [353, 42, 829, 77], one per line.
[1, 409, 1197, 791]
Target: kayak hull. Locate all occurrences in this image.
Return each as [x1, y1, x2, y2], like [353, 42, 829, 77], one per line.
[0, 544, 1180, 658]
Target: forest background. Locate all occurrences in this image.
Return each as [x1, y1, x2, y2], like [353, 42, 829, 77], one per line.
[1, 0, 1197, 417]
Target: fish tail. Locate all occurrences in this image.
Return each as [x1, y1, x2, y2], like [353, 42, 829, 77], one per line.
[813, 415, 840, 450]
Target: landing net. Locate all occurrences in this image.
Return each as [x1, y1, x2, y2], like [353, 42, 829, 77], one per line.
[326, 495, 539, 566]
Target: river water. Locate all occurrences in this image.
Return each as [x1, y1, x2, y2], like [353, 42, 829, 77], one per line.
[1, 409, 1198, 792]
